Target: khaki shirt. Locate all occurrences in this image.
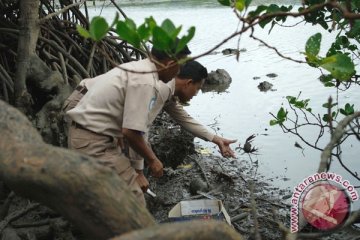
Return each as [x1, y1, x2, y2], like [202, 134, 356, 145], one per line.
[156, 79, 215, 142]
[67, 59, 170, 138]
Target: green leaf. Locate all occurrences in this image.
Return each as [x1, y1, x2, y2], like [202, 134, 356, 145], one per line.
[346, 20, 360, 39]
[152, 26, 173, 52]
[116, 21, 141, 48]
[339, 36, 350, 47]
[110, 12, 119, 29]
[77, 25, 91, 39]
[256, 4, 281, 28]
[319, 74, 333, 83]
[286, 96, 296, 104]
[322, 114, 330, 122]
[245, 0, 252, 7]
[305, 33, 322, 57]
[345, 103, 354, 113]
[235, 0, 246, 11]
[145, 17, 157, 31]
[352, 0, 360, 8]
[161, 19, 176, 36]
[339, 109, 346, 115]
[322, 102, 337, 108]
[318, 20, 329, 30]
[218, 0, 231, 6]
[170, 26, 182, 40]
[277, 107, 287, 120]
[125, 18, 137, 31]
[89, 16, 109, 41]
[306, 0, 324, 4]
[138, 23, 151, 41]
[294, 101, 305, 108]
[161, 19, 182, 41]
[270, 119, 279, 126]
[322, 112, 336, 122]
[248, 5, 267, 18]
[268, 20, 276, 34]
[340, 103, 355, 116]
[259, 18, 272, 28]
[176, 26, 195, 54]
[138, 17, 157, 41]
[324, 82, 335, 87]
[267, 4, 281, 13]
[348, 44, 358, 51]
[320, 53, 355, 81]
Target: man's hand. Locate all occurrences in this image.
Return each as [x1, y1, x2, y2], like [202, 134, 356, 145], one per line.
[122, 128, 164, 176]
[135, 170, 149, 193]
[212, 135, 237, 158]
[148, 158, 163, 178]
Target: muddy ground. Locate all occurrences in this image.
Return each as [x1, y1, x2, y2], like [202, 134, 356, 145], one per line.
[0, 112, 356, 239]
[0, 151, 291, 240]
[147, 111, 292, 239]
[146, 152, 291, 240]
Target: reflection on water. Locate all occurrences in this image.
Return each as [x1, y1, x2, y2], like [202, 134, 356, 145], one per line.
[87, 1, 360, 198]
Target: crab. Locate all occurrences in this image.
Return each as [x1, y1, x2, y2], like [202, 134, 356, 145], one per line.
[235, 134, 258, 154]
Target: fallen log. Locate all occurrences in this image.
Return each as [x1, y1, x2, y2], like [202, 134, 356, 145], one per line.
[114, 220, 242, 240]
[0, 100, 156, 240]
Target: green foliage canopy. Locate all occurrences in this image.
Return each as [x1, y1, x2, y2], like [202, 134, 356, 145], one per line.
[77, 15, 195, 59]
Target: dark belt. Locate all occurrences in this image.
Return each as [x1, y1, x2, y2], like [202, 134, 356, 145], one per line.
[75, 85, 88, 94]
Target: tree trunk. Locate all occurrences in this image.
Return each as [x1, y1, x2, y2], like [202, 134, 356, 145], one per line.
[0, 100, 156, 240]
[14, 0, 40, 110]
[0, 99, 244, 240]
[114, 221, 243, 240]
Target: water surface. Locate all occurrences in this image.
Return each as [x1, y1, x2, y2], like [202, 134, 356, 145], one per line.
[87, 1, 360, 199]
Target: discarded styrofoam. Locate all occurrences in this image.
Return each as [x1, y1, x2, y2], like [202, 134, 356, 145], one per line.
[168, 199, 231, 225]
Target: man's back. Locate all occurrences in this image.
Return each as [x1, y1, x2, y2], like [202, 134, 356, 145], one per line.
[67, 58, 160, 137]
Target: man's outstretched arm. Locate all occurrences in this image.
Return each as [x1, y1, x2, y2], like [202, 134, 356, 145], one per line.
[164, 99, 237, 158]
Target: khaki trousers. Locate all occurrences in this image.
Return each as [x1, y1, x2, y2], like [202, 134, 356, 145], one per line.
[68, 124, 146, 206]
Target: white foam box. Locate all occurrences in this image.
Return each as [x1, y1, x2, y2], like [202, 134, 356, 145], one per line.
[168, 199, 231, 225]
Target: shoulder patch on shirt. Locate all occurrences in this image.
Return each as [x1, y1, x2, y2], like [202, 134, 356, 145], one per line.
[148, 95, 157, 110]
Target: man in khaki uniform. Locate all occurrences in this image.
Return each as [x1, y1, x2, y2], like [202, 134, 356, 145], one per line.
[132, 61, 237, 191]
[66, 46, 191, 206]
[66, 57, 237, 206]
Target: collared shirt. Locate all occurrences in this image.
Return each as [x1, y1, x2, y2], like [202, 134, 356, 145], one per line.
[156, 79, 215, 142]
[66, 58, 166, 138]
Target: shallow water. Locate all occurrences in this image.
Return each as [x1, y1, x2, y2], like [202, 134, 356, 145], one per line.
[87, 1, 360, 203]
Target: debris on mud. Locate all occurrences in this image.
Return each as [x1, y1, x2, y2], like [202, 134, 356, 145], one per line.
[146, 151, 292, 240]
